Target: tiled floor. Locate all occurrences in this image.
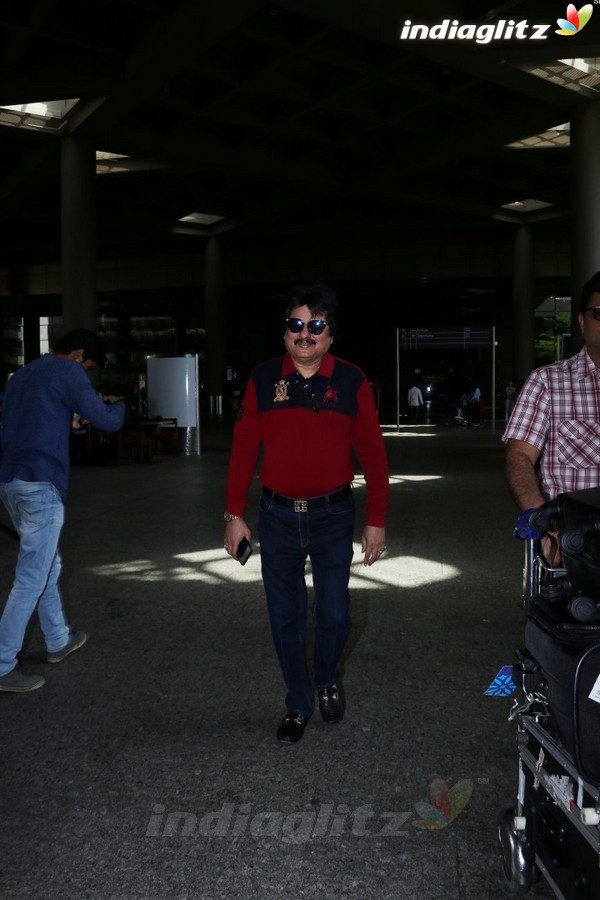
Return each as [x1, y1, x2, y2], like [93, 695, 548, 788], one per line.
[0, 419, 555, 899]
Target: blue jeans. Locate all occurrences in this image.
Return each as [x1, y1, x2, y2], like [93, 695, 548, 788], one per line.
[0, 479, 69, 675]
[258, 489, 355, 718]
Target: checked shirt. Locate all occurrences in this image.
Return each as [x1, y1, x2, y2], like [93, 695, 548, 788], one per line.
[503, 348, 600, 500]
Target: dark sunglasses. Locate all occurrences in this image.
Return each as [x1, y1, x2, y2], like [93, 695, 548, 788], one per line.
[585, 306, 600, 321]
[285, 317, 329, 336]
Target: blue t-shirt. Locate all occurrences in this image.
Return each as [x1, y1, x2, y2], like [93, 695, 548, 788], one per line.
[0, 355, 126, 498]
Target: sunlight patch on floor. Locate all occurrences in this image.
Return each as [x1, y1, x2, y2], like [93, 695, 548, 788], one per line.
[352, 474, 442, 487]
[88, 545, 460, 590]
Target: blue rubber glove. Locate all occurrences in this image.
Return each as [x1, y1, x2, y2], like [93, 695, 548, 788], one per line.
[514, 507, 543, 540]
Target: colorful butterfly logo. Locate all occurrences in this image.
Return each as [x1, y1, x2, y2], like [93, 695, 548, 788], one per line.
[412, 777, 474, 830]
[556, 4, 593, 35]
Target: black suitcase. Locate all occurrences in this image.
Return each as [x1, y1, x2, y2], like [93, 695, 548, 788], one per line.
[521, 487, 600, 784]
[499, 488, 600, 895]
[523, 599, 600, 785]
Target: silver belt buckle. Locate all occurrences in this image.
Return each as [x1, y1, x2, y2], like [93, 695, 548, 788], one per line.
[294, 499, 308, 513]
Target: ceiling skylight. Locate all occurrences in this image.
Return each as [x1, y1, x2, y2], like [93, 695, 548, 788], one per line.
[0, 99, 79, 132]
[178, 212, 226, 226]
[507, 122, 570, 150]
[520, 57, 600, 96]
[96, 151, 130, 175]
[501, 199, 553, 213]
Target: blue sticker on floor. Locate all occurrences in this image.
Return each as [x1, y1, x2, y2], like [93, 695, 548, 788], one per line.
[484, 665, 516, 696]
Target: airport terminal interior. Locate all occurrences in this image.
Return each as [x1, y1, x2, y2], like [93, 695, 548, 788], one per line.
[2, 1, 600, 898]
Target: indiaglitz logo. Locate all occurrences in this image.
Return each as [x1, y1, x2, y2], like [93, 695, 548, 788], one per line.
[412, 777, 474, 830]
[556, 4, 593, 35]
[145, 777, 475, 841]
[398, 2, 594, 44]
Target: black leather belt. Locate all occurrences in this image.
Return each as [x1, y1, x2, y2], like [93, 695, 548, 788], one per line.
[262, 484, 351, 512]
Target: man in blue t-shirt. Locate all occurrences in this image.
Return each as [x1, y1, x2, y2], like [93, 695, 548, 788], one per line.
[0, 329, 127, 692]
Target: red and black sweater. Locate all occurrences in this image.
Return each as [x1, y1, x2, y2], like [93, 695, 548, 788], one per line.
[225, 352, 389, 527]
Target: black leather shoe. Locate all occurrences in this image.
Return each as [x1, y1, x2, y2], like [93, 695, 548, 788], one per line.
[277, 712, 309, 743]
[318, 684, 345, 723]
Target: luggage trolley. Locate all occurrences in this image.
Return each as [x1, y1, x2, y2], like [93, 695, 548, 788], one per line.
[499, 488, 600, 897]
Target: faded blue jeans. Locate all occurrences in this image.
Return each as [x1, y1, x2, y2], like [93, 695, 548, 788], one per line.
[0, 479, 70, 675]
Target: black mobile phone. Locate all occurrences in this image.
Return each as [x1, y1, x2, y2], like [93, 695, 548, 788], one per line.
[237, 537, 253, 565]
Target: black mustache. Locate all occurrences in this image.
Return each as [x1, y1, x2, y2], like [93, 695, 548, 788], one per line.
[294, 337, 316, 345]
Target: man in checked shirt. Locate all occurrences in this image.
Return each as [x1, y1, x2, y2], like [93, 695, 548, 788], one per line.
[503, 271, 600, 558]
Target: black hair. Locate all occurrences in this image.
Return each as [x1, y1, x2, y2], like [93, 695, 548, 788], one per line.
[53, 328, 107, 367]
[284, 281, 339, 337]
[580, 272, 600, 314]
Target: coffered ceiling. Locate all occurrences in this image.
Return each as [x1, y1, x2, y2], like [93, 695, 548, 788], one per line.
[0, 0, 597, 264]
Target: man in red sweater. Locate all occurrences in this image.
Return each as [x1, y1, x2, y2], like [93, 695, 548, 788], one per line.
[224, 282, 389, 743]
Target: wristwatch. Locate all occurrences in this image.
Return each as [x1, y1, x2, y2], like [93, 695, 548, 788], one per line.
[223, 513, 240, 522]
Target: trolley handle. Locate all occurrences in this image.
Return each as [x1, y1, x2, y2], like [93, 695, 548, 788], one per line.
[522, 537, 540, 606]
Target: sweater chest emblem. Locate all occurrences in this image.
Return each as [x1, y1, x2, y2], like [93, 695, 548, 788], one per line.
[274, 379, 290, 403]
[323, 384, 339, 406]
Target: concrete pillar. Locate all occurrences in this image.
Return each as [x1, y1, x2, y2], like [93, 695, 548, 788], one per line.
[60, 135, 97, 332]
[7, 267, 30, 362]
[22, 312, 39, 364]
[205, 236, 226, 412]
[512, 223, 535, 382]
[571, 101, 600, 347]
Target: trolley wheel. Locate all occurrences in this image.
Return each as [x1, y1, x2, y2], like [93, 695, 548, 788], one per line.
[497, 808, 538, 895]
